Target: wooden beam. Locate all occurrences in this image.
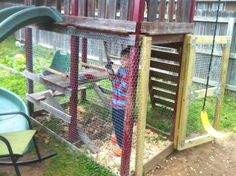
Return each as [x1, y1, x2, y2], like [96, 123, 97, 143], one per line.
[150, 61, 180, 73]
[143, 142, 174, 174]
[61, 15, 136, 33]
[176, 35, 195, 150]
[141, 22, 194, 35]
[178, 134, 213, 151]
[151, 51, 180, 62]
[153, 89, 176, 100]
[150, 71, 179, 83]
[151, 79, 177, 92]
[151, 34, 185, 45]
[154, 97, 175, 108]
[146, 0, 158, 22]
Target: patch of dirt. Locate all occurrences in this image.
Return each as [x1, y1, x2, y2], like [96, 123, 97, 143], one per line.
[149, 135, 236, 176]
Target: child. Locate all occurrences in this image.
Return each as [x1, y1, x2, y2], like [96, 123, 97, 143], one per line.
[107, 47, 130, 156]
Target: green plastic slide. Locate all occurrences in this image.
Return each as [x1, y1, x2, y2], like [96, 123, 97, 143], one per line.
[0, 88, 29, 134]
[0, 6, 63, 42]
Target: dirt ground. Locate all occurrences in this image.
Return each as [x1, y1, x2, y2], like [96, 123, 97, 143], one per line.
[1, 135, 236, 176]
[149, 135, 236, 176]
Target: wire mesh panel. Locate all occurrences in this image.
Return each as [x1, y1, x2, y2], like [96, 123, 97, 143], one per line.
[176, 35, 233, 150]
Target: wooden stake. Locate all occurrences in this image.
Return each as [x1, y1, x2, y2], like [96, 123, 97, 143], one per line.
[135, 36, 152, 176]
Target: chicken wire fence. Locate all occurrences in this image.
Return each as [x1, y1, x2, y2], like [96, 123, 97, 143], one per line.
[8, 28, 170, 175]
[186, 41, 228, 138]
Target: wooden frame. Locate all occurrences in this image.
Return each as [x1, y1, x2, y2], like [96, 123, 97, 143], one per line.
[174, 35, 231, 150]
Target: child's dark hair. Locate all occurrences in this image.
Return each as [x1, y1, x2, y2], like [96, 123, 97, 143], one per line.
[120, 47, 130, 57]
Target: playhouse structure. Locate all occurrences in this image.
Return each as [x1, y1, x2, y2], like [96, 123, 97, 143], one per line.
[3, 0, 232, 176]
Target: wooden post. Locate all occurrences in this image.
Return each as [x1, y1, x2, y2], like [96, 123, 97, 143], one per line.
[69, 0, 79, 142]
[24, 0, 34, 116]
[135, 37, 152, 176]
[175, 35, 196, 149]
[120, 0, 145, 175]
[214, 39, 231, 129]
[80, 0, 88, 102]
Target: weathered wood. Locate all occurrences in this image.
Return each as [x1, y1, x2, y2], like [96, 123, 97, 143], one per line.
[28, 90, 63, 101]
[146, 124, 170, 138]
[87, 0, 95, 17]
[98, 85, 112, 94]
[152, 89, 176, 100]
[141, 22, 194, 35]
[154, 97, 175, 108]
[81, 62, 105, 71]
[151, 51, 180, 62]
[26, 94, 71, 123]
[159, 0, 166, 22]
[44, 92, 65, 111]
[146, 0, 158, 22]
[64, 0, 71, 15]
[79, 0, 85, 16]
[150, 71, 179, 83]
[176, 0, 182, 22]
[168, 0, 175, 22]
[195, 87, 216, 99]
[61, 15, 137, 33]
[92, 83, 111, 110]
[151, 34, 185, 45]
[98, 0, 106, 18]
[106, 0, 117, 19]
[150, 60, 180, 73]
[143, 142, 174, 174]
[120, 0, 129, 20]
[151, 79, 177, 92]
[44, 67, 68, 79]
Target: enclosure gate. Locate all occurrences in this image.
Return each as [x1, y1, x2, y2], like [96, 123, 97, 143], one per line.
[174, 34, 231, 150]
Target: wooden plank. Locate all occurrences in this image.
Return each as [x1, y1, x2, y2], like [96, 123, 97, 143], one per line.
[150, 61, 180, 73]
[143, 142, 174, 174]
[195, 87, 216, 99]
[61, 15, 137, 33]
[44, 92, 65, 111]
[192, 36, 231, 45]
[151, 79, 177, 92]
[153, 89, 176, 100]
[146, 0, 158, 22]
[176, 35, 195, 150]
[26, 94, 71, 123]
[28, 90, 63, 101]
[98, 86, 112, 94]
[151, 50, 180, 62]
[120, 0, 129, 20]
[106, 0, 117, 19]
[92, 83, 111, 109]
[176, 0, 182, 22]
[135, 37, 152, 176]
[154, 97, 175, 108]
[146, 124, 170, 138]
[64, 0, 71, 15]
[79, 0, 85, 16]
[141, 22, 194, 35]
[98, 0, 106, 18]
[159, 0, 166, 22]
[168, 0, 175, 22]
[81, 62, 105, 71]
[214, 44, 230, 129]
[150, 71, 179, 83]
[178, 135, 213, 151]
[87, 0, 95, 17]
[151, 34, 185, 45]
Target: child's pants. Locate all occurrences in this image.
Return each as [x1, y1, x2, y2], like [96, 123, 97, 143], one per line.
[112, 107, 125, 148]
